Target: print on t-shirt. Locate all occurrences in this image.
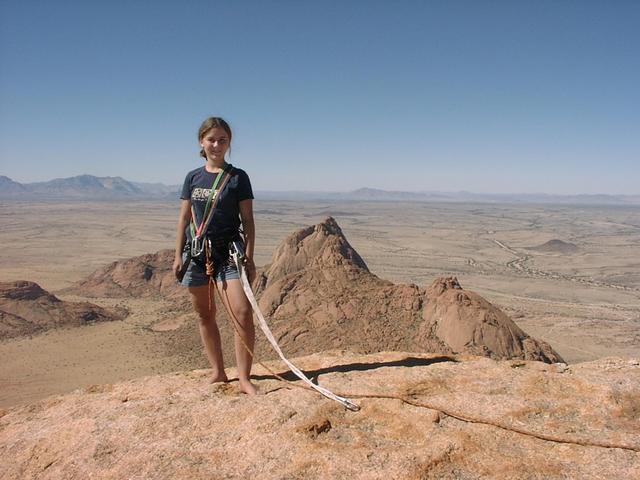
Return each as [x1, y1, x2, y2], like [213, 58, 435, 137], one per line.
[191, 187, 219, 202]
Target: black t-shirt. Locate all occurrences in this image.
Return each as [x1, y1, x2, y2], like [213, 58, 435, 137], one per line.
[180, 164, 254, 240]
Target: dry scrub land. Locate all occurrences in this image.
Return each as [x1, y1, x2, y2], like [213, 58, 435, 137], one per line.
[0, 200, 638, 407]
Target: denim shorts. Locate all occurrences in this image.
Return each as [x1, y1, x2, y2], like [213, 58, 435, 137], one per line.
[180, 251, 240, 287]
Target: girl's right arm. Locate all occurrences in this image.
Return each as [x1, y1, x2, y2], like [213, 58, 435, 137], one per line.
[173, 199, 192, 276]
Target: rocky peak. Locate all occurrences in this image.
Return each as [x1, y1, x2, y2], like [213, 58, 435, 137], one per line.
[263, 217, 368, 288]
[426, 276, 463, 297]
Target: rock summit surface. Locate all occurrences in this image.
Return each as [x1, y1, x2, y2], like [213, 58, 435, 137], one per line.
[1, 351, 638, 479]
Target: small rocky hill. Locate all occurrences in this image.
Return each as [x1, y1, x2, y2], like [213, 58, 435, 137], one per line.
[68, 250, 184, 301]
[0, 281, 124, 339]
[1, 351, 638, 479]
[527, 239, 579, 254]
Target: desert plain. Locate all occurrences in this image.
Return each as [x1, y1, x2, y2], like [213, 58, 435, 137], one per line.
[1, 199, 639, 408]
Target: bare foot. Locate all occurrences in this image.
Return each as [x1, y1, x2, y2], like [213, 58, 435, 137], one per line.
[210, 373, 229, 384]
[239, 379, 258, 396]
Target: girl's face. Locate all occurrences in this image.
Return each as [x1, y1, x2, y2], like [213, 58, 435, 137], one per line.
[200, 127, 230, 162]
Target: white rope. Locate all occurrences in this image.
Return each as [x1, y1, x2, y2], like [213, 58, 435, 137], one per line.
[231, 250, 360, 411]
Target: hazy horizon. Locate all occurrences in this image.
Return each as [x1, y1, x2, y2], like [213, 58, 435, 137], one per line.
[3, 172, 640, 197]
[3, 172, 640, 199]
[1, 2, 638, 195]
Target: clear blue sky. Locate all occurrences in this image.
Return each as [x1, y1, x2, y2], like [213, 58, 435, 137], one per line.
[1, 1, 638, 194]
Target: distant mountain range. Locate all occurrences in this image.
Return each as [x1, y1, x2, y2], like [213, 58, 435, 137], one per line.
[348, 187, 640, 205]
[259, 187, 640, 206]
[1, 175, 638, 205]
[0, 175, 180, 200]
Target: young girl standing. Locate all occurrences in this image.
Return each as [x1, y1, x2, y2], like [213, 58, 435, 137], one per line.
[173, 117, 257, 395]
